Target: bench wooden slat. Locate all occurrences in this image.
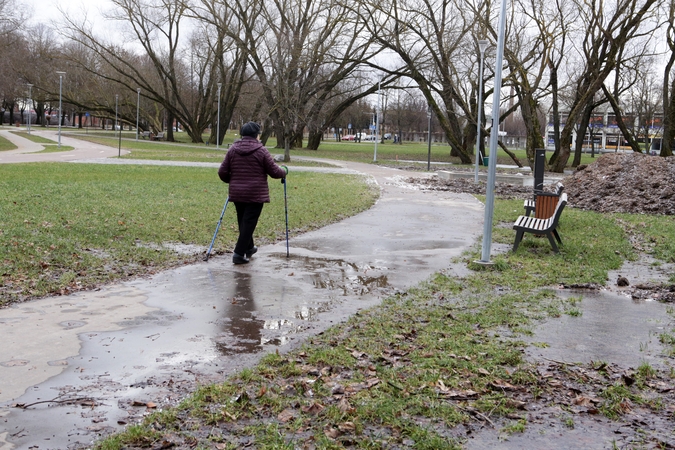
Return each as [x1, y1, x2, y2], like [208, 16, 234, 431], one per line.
[524, 181, 564, 217]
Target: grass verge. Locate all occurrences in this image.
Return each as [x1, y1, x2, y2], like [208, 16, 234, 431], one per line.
[0, 134, 17, 151]
[63, 130, 603, 168]
[94, 198, 675, 449]
[0, 163, 378, 306]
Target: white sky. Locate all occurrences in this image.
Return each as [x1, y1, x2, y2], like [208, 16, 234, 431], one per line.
[25, 0, 114, 25]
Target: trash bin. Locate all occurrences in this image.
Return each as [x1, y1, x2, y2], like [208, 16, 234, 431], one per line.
[483, 156, 489, 167]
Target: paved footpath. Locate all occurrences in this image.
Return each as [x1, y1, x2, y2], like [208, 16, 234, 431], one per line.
[0, 130, 484, 449]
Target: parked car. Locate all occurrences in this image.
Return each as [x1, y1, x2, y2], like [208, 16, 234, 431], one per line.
[343, 134, 356, 141]
[361, 134, 377, 141]
[383, 133, 392, 140]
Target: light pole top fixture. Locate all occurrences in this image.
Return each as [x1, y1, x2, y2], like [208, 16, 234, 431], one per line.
[27, 83, 33, 87]
[478, 40, 489, 55]
[137, 88, 141, 93]
[56, 71, 66, 75]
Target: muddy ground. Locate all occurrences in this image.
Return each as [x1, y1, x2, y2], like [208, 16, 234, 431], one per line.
[403, 153, 675, 448]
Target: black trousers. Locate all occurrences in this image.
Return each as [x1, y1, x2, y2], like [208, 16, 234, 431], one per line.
[233, 202, 264, 256]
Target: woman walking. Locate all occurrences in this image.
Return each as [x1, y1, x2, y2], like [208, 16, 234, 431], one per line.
[218, 122, 287, 264]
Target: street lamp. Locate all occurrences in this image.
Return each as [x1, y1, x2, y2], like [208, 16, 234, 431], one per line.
[26, 84, 33, 135]
[115, 94, 119, 138]
[427, 105, 432, 170]
[474, 39, 489, 183]
[478, 0, 507, 265]
[136, 88, 141, 141]
[56, 71, 66, 148]
[373, 79, 381, 162]
[216, 82, 222, 149]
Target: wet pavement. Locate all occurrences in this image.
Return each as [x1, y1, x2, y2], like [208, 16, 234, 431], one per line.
[0, 130, 484, 449]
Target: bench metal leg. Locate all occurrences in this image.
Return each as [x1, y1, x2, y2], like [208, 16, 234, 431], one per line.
[513, 230, 525, 252]
[546, 232, 560, 253]
[552, 228, 562, 245]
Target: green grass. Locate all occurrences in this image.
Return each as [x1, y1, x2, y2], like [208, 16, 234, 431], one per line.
[11, 130, 57, 144]
[63, 130, 603, 169]
[31, 145, 76, 153]
[0, 163, 377, 305]
[0, 134, 17, 151]
[93, 195, 675, 449]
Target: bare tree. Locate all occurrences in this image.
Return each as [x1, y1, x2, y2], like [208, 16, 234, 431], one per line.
[662, 0, 675, 155]
[548, 0, 659, 172]
[360, 0, 477, 163]
[60, 0, 240, 143]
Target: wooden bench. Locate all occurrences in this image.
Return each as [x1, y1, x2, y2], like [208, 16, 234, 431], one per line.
[524, 181, 564, 217]
[151, 132, 165, 141]
[513, 193, 567, 253]
[141, 131, 151, 139]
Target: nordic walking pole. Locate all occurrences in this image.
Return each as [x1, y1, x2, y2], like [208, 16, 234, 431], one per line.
[282, 170, 289, 257]
[204, 197, 229, 261]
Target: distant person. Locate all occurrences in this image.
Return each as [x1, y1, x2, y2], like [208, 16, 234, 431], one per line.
[218, 121, 287, 264]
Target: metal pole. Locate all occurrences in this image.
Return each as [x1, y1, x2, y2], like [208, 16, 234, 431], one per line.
[216, 82, 222, 149]
[373, 79, 380, 162]
[427, 105, 432, 171]
[136, 88, 141, 141]
[27, 84, 33, 134]
[115, 94, 118, 138]
[474, 40, 488, 183]
[479, 0, 507, 264]
[56, 71, 65, 148]
[115, 94, 122, 157]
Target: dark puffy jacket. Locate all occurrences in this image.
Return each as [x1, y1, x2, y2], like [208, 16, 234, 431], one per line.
[218, 137, 286, 203]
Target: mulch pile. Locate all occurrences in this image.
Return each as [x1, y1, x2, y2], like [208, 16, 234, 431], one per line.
[563, 153, 675, 215]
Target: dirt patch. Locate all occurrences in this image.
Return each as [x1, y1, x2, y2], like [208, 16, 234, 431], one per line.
[562, 152, 675, 215]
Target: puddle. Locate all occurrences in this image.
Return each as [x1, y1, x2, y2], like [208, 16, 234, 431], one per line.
[527, 288, 673, 370]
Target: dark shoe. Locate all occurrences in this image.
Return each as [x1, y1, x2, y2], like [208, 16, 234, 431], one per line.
[246, 246, 258, 258]
[232, 253, 249, 264]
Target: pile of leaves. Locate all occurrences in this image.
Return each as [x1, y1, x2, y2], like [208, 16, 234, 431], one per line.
[563, 153, 675, 215]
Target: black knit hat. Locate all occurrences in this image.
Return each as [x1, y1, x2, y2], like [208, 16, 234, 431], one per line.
[240, 121, 261, 137]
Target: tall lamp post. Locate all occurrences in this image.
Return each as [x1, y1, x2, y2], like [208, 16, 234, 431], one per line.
[427, 105, 432, 170]
[478, 0, 507, 265]
[115, 94, 119, 138]
[56, 71, 66, 148]
[27, 84, 33, 135]
[216, 82, 222, 149]
[474, 40, 488, 183]
[136, 88, 141, 141]
[373, 79, 381, 162]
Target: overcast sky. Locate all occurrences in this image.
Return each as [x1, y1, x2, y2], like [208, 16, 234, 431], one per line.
[26, 0, 114, 25]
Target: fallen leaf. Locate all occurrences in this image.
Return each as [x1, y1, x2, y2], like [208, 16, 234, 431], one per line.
[277, 408, 296, 423]
[489, 379, 517, 391]
[338, 421, 356, 432]
[257, 386, 267, 398]
[146, 402, 157, 409]
[337, 398, 355, 414]
[301, 402, 325, 415]
[478, 368, 490, 376]
[324, 427, 340, 439]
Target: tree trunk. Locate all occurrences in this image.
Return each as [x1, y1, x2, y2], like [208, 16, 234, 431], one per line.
[663, 76, 675, 155]
[284, 136, 291, 162]
[307, 129, 322, 150]
[602, 85, 643, 154]
[572, 104, 594, 167]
